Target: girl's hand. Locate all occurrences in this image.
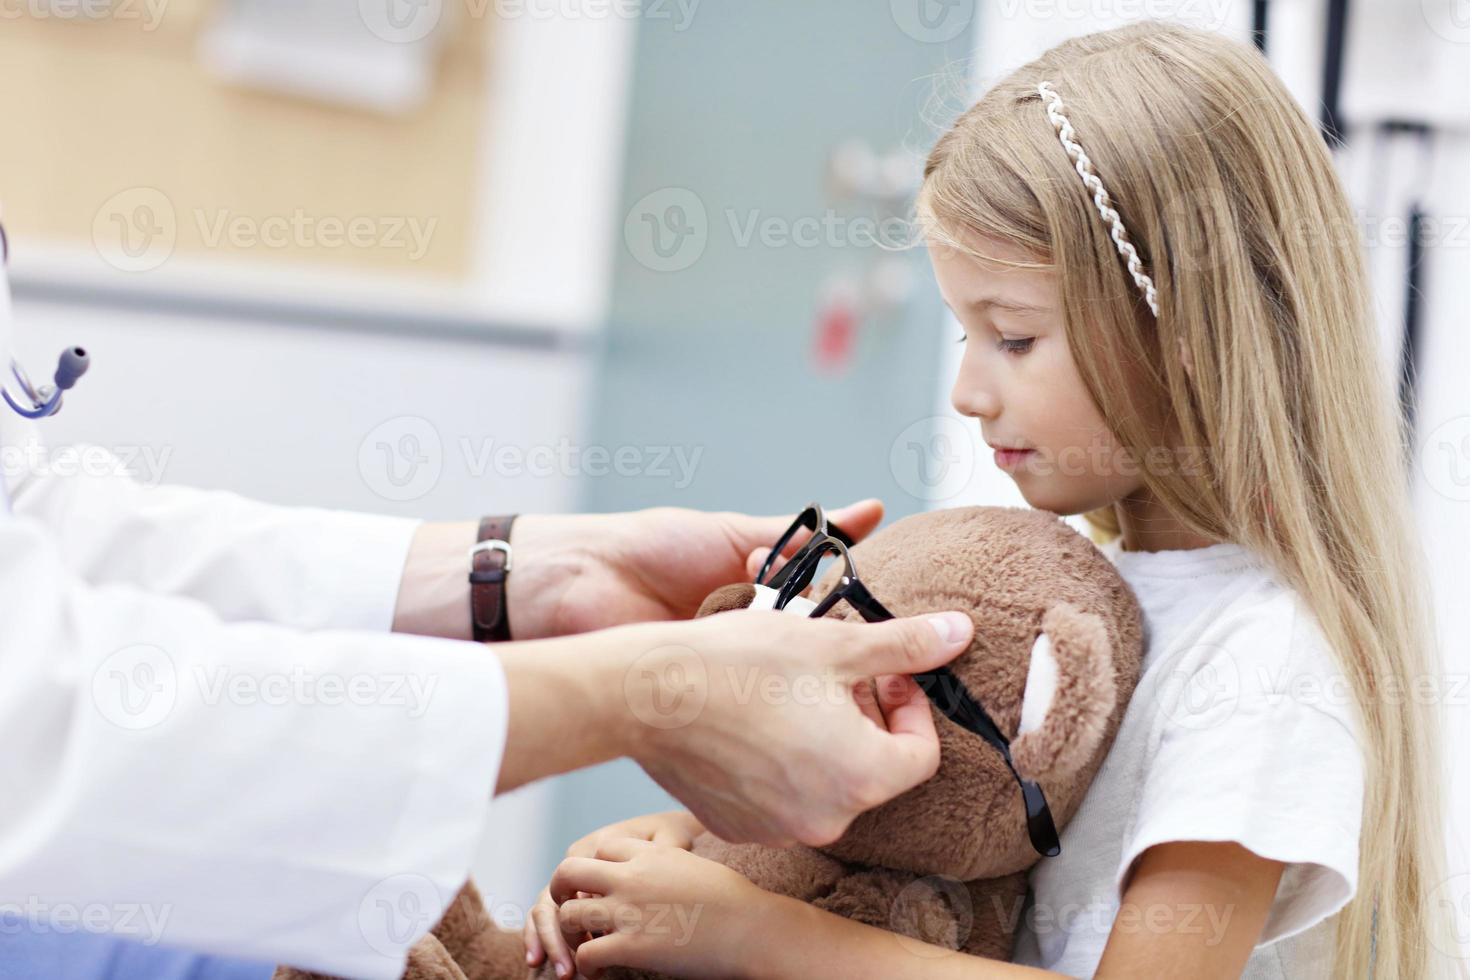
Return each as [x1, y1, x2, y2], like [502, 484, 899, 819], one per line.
[549, 838, 767, 980]
[524, 812, 707, 977]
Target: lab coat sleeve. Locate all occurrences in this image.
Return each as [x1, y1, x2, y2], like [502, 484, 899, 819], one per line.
[0, 511, 508, 980]
[6, 427, 423, 632]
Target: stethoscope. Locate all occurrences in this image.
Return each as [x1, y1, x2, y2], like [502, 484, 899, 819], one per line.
[0, 222, 90, 420]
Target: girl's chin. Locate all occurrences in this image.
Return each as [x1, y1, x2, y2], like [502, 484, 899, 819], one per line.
[1013, 481, 1099, 517]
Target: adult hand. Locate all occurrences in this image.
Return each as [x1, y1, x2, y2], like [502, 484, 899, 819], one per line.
[494, 590, 974, 843]
[505, 499, 884, 640]
[617, 606, 975, 849]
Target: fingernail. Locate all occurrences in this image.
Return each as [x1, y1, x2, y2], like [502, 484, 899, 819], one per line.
[556, 963, 568, 978]
[928, 612, 971, 644]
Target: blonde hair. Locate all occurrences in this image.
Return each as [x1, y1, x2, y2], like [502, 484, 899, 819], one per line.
[916, 22, 1460, 980]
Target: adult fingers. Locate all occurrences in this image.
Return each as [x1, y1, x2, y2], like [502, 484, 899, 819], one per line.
[850, 674, 943, 802]
[745, 547, 771, 580]
[841, 611, 973, 676]
[874, 673, 939, 744]
[825, 498, 885, 543]
[726, 498, 884, 561]
[855, 676, 885, 728]
[873, 673, 926, 722]
[744, 546, 817, 599]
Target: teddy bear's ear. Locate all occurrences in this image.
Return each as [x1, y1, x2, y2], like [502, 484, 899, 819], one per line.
[696, 583, 759, 617]
[1011, 601, 1118, 782]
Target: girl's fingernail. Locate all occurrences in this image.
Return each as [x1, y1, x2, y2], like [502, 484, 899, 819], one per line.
[526, 950, 535, 964]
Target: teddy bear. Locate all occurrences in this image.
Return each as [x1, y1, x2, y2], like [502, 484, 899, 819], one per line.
[274, 504, 1144, 980]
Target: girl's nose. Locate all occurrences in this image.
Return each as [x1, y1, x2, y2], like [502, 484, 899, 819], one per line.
[951, 378, 1000, 421]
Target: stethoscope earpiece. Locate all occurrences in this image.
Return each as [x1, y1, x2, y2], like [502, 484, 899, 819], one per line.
[55, 347, 89, 391]
[0, 220, 91, 420]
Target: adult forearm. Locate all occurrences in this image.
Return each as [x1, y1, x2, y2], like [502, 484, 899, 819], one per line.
[393, 518, 649, 793]
[391, 516, 588, 641]
[493, 623, 642, 795]
[396, 514, 596, 643]
[744, 893, 1063, 980]
[391, 520, 477, 639]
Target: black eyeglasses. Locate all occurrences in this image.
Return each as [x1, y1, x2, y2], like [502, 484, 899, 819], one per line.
[755, 502, 856, 593]
[767, 527, 1061, 858]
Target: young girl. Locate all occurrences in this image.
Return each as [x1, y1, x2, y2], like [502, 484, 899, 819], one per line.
[528, 21, 1459, 980]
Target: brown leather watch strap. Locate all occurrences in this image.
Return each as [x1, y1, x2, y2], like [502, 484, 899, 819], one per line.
[470, 515, 517, 643]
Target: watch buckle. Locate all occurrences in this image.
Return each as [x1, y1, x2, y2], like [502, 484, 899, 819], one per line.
[469, 539, 513, 571]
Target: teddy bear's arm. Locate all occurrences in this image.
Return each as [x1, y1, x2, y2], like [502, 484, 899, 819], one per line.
[271, 932, 469, 980]
[271, 881, 499, 980]
[805, 867, 1029, 963]
[957, 871, 1031, 960]
[689, 832, 849, 900]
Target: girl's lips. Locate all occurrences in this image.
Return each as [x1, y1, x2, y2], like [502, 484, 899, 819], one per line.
[994, 448, 1035, 470]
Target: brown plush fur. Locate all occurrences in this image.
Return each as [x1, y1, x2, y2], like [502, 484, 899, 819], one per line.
[274, 505, 1143, 980]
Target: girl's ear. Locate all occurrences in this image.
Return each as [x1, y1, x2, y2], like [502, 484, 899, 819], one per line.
[1011, 602, 1119, 782]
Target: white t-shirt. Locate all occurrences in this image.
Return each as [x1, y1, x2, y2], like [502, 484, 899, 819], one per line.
[1010, 537, 1366, 978]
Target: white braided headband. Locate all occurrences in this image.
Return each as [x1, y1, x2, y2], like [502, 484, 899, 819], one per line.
[1037, 81, 1159, 318]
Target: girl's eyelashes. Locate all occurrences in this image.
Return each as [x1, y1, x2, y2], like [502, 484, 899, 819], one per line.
[953, 331, 1035, 355]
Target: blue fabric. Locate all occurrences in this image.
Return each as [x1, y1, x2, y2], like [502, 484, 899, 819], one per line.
[0, 920, 274, 980]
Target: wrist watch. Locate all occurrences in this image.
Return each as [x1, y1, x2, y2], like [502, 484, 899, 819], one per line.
[469, 515, 517, 642]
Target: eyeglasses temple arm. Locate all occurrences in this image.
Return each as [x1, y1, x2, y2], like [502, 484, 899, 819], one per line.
[833, 595, 1060, 857]
[912, 667, 1061, 857]
[912, 666, 1011, 749]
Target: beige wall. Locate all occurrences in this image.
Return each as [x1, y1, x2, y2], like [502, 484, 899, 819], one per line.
[0, 5, 487, 281]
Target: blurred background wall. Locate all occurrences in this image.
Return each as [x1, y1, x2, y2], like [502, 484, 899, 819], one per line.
[556, 0, 964, 890]
[2, 0, 1464, 951]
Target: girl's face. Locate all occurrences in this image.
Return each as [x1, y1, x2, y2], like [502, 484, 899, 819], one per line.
[929, 234, 1143, 516]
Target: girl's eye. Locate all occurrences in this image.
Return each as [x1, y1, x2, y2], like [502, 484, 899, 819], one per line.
[955, 333, 967, 344]
[998, 337, 1035, 355]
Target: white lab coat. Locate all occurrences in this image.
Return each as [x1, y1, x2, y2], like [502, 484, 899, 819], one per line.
[0, 410, 509, 979]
